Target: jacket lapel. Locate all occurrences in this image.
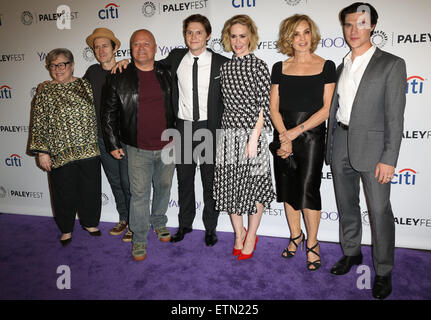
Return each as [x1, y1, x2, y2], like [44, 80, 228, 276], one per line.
[206, 49, 217, 110]
[349, 48, 382, 118]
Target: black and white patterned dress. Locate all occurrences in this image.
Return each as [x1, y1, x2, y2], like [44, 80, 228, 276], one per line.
[213, 53, 275, 215]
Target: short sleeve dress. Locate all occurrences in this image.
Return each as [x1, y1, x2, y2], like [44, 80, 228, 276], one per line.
[271, 60, 336, 210]
[213, 53, 275, 215]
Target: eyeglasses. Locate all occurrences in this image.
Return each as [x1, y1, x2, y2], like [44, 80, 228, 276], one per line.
[47, 61, 71, 71]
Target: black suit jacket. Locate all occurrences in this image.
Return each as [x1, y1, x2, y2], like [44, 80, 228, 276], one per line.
[159, 48, 229, 135]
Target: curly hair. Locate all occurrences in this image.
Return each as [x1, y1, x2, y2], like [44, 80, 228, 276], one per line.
[221, 14, 259, 53]
[277, 14, 321, 56]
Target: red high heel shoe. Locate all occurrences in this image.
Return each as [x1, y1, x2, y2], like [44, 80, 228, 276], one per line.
[233, 227, 247, 256]
[238, 235, 258, 260]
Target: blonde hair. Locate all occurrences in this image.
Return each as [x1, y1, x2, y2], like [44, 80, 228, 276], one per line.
[221, 14, 259, 53]
[277, 14, 321, 56]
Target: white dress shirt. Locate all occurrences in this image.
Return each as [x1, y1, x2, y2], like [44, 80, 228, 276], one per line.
[336, 45, 376, 125]
[177, 49, 212, 121]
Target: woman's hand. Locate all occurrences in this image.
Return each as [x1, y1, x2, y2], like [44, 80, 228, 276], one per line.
[279, 127, 302, 144]
[286, 127, 301, 141]
[38, 153, 51, 172]
[36, 80, 50, 93]
[277, 141, 292, 159]
[111, 59, 130, 74]
[246, 136, 258, 158]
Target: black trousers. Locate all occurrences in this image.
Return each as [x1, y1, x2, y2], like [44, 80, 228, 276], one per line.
[176, 119, 219, 231]
[49, 157, 102, 234]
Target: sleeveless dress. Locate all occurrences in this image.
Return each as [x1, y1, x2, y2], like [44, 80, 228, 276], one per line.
[271, 60, 336, 210]
[213, 53, 275, 215]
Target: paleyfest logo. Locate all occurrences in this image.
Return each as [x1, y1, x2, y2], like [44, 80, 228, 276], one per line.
[21, 6, 77, 29]
[83, 47, 95, 62]
[371, 30, 388, 48]
[142, 1, 156, 17]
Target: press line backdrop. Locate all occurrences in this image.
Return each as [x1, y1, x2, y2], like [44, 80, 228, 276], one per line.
[1, 0, 430, 250]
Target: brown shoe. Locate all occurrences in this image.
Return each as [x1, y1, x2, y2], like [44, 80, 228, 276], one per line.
[132, 243, 147, 261]
[154, 226, 171, 242]
[110, 221, 127, 236]
[122, 227, 132, 242]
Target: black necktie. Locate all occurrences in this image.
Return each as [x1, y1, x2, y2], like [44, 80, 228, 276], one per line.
[192, 57, 199, 121]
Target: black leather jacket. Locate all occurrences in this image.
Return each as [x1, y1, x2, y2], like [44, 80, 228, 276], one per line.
[102, 61, 174, 151]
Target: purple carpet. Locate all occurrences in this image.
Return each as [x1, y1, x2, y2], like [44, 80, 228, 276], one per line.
[0, 213, 430, 300]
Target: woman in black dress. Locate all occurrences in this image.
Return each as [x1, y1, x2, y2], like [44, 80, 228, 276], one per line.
[269, 15, 336, 270]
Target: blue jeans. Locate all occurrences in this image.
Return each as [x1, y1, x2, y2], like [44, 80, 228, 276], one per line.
[126, 145, 175, 244]
[98, 137, 131, 222]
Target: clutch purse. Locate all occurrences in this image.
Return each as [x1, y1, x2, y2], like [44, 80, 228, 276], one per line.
[268, 141, 297, 172]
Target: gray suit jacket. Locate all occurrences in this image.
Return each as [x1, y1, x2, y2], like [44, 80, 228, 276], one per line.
[325, 47, 407, 171]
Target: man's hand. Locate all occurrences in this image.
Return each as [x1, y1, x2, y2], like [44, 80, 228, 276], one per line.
[375, 162, 395, 184]
[111, 59, 130, 74]
[110, 148, 125, 160]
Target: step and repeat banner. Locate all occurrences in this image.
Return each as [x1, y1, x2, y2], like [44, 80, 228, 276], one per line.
[1, 0, 430, 249]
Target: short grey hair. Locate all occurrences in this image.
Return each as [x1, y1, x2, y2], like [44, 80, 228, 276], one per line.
[45, 48, 74, 66]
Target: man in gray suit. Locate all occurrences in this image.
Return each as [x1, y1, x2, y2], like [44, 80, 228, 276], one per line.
[325, 2, 406, 300]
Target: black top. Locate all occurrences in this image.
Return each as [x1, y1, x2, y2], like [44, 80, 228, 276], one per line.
[271, 60, 336, 113]
[83, 63, 111, 137]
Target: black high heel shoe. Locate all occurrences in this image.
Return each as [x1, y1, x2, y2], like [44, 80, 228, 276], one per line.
[281, 230, 304, 258]
[82, 226, 101, 236]
[60, 234, 72, 246]
[306, 241, 321, 271]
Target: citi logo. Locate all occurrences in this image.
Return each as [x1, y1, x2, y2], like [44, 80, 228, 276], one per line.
[0, 85, 12, 99]
[406, 76, 425, 94]
[232, 0, 255, 8]
[5, 154, 22, 167]
[391, 168, 417, 185]
[98, 3, 119, 20]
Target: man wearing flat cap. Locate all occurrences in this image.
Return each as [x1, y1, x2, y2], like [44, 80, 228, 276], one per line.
[84, 28, 132, 242]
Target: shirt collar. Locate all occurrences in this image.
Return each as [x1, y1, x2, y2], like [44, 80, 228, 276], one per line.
[187, 49, 211, 62]
[344, 45, 376, 65]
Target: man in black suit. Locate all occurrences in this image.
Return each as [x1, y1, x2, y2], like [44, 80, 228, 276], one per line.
[164, 14, 229, 246]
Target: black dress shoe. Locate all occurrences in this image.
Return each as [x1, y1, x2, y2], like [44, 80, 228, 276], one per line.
[372, 274, 392, 300]
[205, 230, 218, 247]
[82, 226, 101, 236]
[60, 237, 72, 247]
[330, 253, 363, 275]
[170, 227, 192, 242]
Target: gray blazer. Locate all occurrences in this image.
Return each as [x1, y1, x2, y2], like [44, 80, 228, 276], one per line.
[325, 47, 407, 171]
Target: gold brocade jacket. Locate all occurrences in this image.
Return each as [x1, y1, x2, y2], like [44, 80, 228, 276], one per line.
[29, 78, 99, 169]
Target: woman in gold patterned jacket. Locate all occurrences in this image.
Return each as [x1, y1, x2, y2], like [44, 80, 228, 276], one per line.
[29, 48, 102, 246]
